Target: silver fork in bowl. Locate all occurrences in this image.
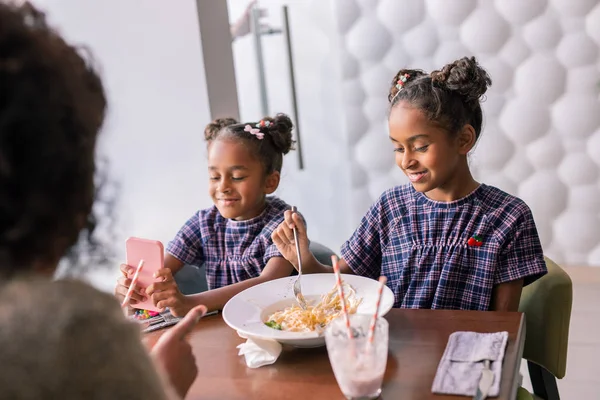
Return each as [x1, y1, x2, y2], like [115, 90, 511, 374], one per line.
[291, 206, 307, 310]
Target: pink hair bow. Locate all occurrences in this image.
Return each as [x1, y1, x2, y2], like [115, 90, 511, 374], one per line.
[244, 124, 264, 139]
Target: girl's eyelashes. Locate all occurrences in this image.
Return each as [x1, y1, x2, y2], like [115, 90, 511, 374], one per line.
[392, 145, 430, 153]
[232, 176, 247, 181]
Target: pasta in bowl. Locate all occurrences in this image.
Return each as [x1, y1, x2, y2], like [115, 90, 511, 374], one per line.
[222, 274, 394, 347]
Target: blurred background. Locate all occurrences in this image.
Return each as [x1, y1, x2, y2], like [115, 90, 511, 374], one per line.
[29, 1, 600, 397]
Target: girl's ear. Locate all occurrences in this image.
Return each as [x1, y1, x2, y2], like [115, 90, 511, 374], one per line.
[457, 124, 477, 155]
[264, 171, 280, 195]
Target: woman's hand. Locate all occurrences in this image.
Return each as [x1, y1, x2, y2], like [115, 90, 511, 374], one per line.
[151, 305, 207, 398]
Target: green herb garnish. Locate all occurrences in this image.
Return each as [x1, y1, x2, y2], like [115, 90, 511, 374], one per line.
[265, 320, 282, 330]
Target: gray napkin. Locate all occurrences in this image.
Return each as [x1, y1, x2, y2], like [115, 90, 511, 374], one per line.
[431, 331, 508, 397]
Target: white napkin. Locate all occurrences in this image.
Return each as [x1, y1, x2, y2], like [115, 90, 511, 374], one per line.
[236, 332, 282, 368]
[431, 331, 509, 397]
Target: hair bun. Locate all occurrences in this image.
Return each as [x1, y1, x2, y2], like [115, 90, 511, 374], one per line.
[430, 57, 491, 104]
[204, 117, 238, 141]
[264, 113, 294, 154]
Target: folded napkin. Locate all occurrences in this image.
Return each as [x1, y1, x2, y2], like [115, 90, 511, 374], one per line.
[431, 331, 509, 397]
[236, 332, 282, 368]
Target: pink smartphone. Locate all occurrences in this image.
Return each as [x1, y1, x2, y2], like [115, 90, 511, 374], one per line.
[125, 237, 164, 312]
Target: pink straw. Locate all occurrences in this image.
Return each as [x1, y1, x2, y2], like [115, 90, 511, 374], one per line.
[331, 255, 353, 340]
[121, 259, 144, 308]
[367, 275, 387, 344]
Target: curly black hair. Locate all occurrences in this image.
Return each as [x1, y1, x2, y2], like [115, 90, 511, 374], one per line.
[204, 113, 295, 174]
[388, 56, 492, 142]
[0, 2, 107, 277]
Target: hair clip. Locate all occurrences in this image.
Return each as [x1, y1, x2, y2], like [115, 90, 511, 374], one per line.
[256, 120, 271, 128]
[395, 73, 410, 91]
[467, 235, 483, 247]
[244, 124, 264, 139]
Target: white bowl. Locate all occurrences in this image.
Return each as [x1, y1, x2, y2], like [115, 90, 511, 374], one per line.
[222, 273, 395, 348]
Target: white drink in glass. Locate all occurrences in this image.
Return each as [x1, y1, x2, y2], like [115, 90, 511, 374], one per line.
[325, 314, 389, 399]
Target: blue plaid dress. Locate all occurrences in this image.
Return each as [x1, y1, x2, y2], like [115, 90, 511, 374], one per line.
[166, 196, 290, 290]
[341, 184, 547, 310]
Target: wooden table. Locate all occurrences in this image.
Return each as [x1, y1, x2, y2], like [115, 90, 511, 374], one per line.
[145, 309, 526, 400]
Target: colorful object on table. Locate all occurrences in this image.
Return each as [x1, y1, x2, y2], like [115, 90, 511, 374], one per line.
[134, 309, 160, 320]
[467, 235, 483, 247]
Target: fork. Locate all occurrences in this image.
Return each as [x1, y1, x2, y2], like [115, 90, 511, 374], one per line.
[473, 360, 493, 400]
[291, 206, 307, 310]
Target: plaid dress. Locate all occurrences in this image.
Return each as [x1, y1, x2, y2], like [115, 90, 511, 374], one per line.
[166, 196, 290, 290]
[341, 184, 547, 310]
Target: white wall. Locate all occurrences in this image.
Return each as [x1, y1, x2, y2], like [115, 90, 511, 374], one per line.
[33, 0, 216, 289]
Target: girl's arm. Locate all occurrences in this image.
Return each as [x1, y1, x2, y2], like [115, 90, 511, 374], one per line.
[147, 256, 297, 316]
[490, 278, 524, 312]
[271, 210, 354, 275]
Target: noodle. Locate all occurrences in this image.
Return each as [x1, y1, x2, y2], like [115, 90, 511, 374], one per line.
[265, 282, 362, 332]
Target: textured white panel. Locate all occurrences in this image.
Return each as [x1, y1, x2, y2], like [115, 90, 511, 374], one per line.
[550, 0, 598, 17]
[558, 153, 598, 186]
[461, 9, 510, 53]
[586, 3, 600, 45]
[335, 0, 361, 33]
[343, 79, 366, 106]
[566, 65, 599, 94]
[554, 212, 600, 253]
[503, 151, 535, 183]
[354, 129, 393, 173]
[377, 0, 425, 35]
[481, 93, 505, 117]
[484, 57, 513, 91]
[426, 0, 476, 25]
[557, 32, 599, 68]
[346, 17, 392, 61]
[523, 13, 563, 50]
[473, 122, 514, 169]
[553, 94, 600, 138]
[340, 50, 361, 79]
[499, 36, 531, 67]
[569, 185, 600, 213]
[361, 64, 394, 97]
[383, 41, 411, 73]
[495, 0, 548, 24]
[345, 106, 370, 145]
[514, 54, 566, 103]
[587, 129, 600, 167]
[403, 21, 439, 59]
[434, 41, 472, 66]
[500, 98, 550, 145]
[519, 170, 568, 218]
[526, 133, 566, 170]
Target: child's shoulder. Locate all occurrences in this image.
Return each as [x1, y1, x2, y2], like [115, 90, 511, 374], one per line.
[376, 184, 417, 209]
[478, 184, 533, 218]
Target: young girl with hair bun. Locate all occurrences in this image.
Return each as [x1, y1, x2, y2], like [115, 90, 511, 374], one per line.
[273, 57, 547, 312]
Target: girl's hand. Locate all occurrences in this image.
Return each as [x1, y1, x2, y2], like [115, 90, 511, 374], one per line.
[271, 209, 311, 271]
[146, 268, 191, 317]
[151, 304, 207, 398]
[114, 263, 147, 315]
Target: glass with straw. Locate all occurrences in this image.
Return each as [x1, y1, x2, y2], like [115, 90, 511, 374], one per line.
[325, 257, 389, 400]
